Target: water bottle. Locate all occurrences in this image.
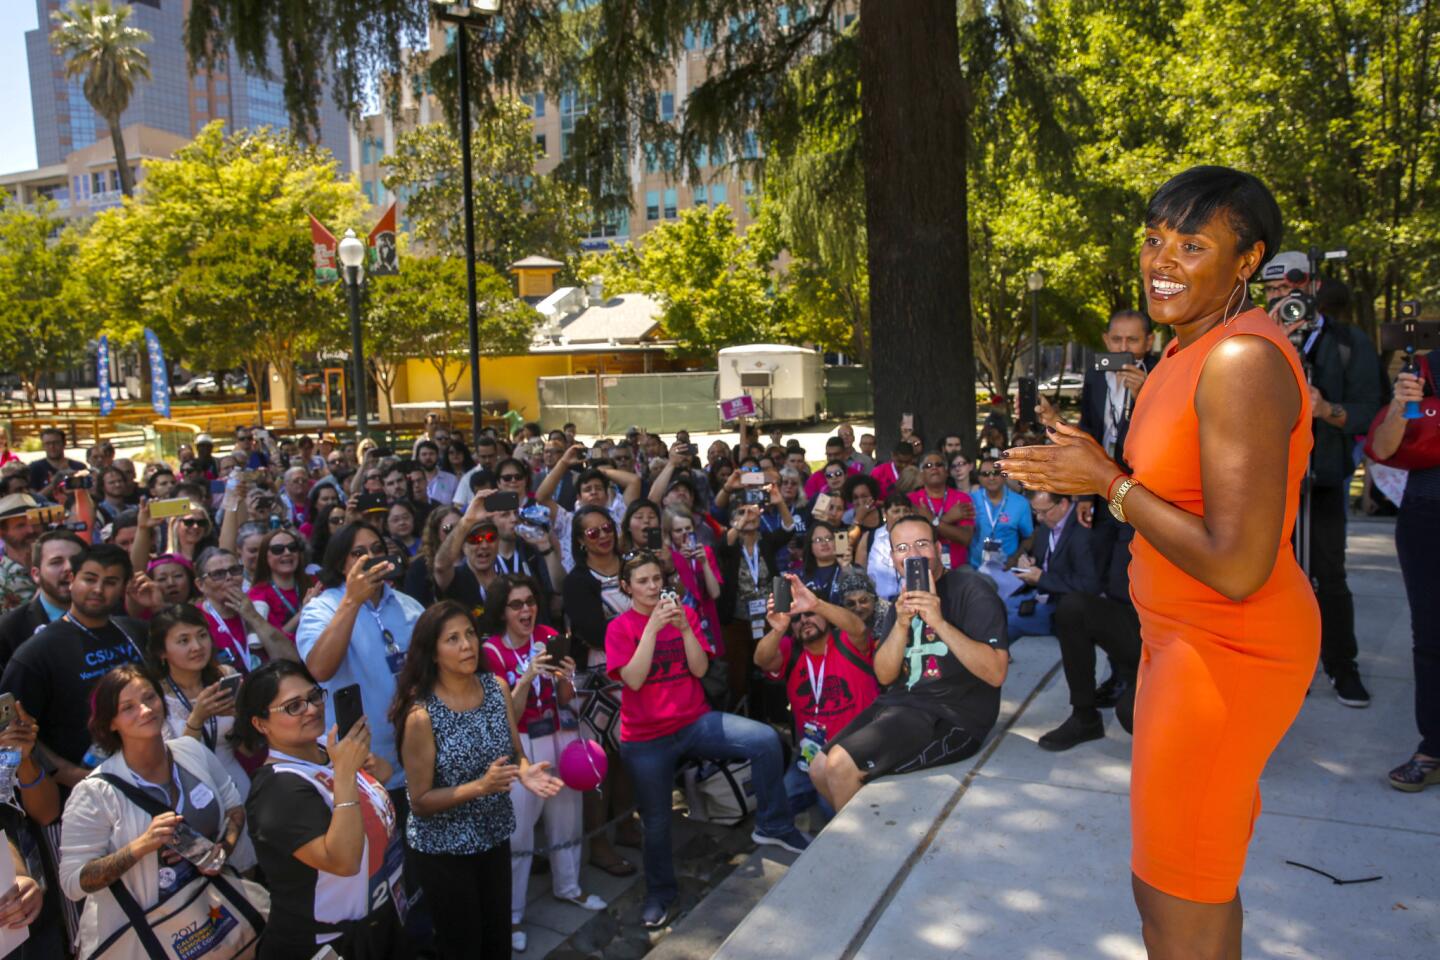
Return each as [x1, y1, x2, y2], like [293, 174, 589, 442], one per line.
[0, 747, 21, 798]
[1402, 351, 1423, 420]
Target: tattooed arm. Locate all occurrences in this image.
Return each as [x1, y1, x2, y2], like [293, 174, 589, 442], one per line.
[72, 811, 181, 895]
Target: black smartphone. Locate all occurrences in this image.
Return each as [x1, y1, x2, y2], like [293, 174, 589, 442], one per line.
[484, 491, 520, 512]
[364, 554, 404, 581]
[772, 575, 792, 614]
[217, 674, 243, 698]
[0, 693, 14, 733]
[905, 556, 931, 593]
[334, 684, 364, 740]
[644, 527, 662, 550]
[1018, 377, 1039, 424]
[1092, 351, 1134, 373]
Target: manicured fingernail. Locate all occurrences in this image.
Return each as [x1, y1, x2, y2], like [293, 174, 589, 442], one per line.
[1000, 471, 1009, 478]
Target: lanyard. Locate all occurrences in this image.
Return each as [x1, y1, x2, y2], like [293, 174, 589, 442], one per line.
[803, 648, 827, 711]
[267, 583, 299, 617]
[980, 493, 1002, 531]
[741, 541, 761, 589]
[267, 747, 392, 815]
[201, 602, 249, 671]
[165, 676, 217, 750]
[922, 491, 950, 522]
[363, 595, 400, 655]
[495, 549, 525, 576]
[509, 634, 545, 697]
[62, 613, 144, 663]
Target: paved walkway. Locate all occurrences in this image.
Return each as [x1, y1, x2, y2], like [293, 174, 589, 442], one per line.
[712, 519, 1436, 959]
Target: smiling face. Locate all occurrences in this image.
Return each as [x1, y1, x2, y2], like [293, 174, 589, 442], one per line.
[260, 675, 328, 748]
[266, 532, 302, 576]
[579, 512, 616, 558]
[112, 677, 167, 746]
[72, 560, 126, 619]
[1141, 212, 1264, 329]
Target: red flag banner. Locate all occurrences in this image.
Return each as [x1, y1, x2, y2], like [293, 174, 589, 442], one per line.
[309, 214, 338, 284]
[367, 202, 399, 276]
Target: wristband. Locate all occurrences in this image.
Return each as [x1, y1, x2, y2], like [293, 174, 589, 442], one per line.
[17, 767, 45, 790]
[1105, 473, 1128, 502]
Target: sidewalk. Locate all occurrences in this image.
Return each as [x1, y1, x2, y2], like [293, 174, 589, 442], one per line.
[712, 518, 1437, 959]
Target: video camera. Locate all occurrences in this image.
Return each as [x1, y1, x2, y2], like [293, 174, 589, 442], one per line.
[1268, 246, 1348, 348]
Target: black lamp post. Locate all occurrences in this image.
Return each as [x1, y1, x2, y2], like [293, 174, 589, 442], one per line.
[1027, 270, 1045, 381]
[338, 228, 368, 438]
[433, 0, 500, 445]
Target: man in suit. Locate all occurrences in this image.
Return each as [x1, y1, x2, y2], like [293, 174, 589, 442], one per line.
[0, 530, 86, 670]
[1078, 309, 1159, 463]
[1004, 491, 1099, 641]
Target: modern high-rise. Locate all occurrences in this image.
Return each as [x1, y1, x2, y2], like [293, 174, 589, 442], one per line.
[26, 0, 354, 171]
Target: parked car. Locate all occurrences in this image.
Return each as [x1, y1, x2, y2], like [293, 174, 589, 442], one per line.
[175, 375, 218, 397]
[1038, 372, 1086, 399]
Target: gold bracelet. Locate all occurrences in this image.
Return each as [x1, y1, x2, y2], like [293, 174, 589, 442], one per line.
[1108, 478, 1138, 523]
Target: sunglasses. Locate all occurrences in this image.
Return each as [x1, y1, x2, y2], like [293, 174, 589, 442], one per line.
[582, 523, 616, 540]
[267, 541, 303, 555]
[203, 564, 245, 581]
[498, 473, 525, 483]
[921, 462, 946, 469]
[269, 685, 326, 717]
[978, 470, 1002, 478]
[505, 596, 539, 611]
[180, 517, 210, 529]
[329, 513, 347, 526]
[466, 529, 499, 545]
[824, 470, 845, 479]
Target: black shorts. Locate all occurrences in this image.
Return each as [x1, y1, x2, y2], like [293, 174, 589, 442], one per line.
[826, 701, 980, 780]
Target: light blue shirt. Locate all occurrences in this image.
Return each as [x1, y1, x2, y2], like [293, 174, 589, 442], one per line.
[296, 584, 424, 789]
[968, 487, 1034, 568]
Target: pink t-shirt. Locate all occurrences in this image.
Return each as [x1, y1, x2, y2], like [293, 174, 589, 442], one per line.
[247, 581, 302, 636]
[804, 462, 859, 500]
[671, 546, 724, 656]
[198, 603, 252, 672]
[907, 489, 974, 569]
[765, 631, 879, 741]
[605, 606, 712, 743]
[482, 624, 561, 733]
[870, 461, 901, 498]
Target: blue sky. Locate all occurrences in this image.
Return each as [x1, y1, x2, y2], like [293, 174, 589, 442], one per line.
[0, 3, 39, 176]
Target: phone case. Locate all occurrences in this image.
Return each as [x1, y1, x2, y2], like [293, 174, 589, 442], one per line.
[334, 685, 364, 739]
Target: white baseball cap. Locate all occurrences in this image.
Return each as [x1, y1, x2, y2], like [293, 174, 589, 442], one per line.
[1261, 250, 1309, 282]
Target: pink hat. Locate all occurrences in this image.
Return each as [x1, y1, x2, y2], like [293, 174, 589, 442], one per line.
[147, 553, 194, 574]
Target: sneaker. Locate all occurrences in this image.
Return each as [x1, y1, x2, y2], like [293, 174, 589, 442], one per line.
[641, 899, 672, 930]
[1093, 675, 1123, 709]
[1330, 670, 1371, 708]
[1038, 710, 1105, 752]
[511, 929, 528, 952]
[1388, 755, 1440, 793]
[751, 826, 812, 854]
[556, 892, 608, 911]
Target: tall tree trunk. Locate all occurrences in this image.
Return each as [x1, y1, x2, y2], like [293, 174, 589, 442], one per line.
[108, 114, 135, 197]
[859, 0, 974, 456]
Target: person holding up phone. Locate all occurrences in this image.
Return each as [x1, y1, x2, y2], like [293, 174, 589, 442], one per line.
[236, 660, 402, 959]
[608, 553, 808, 930]
[433, 489, 504, 622]
[146, 604, 252, 797]
[662, 507, 723, 654]
[60, 664, 251, 958]
[810, 517, 1009, 813]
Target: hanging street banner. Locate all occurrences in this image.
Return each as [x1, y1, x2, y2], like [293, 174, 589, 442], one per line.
[309, 213, 339, 284]
[96, 336, 115, 416]
[367, 202, 399, 276]
[144, 328, 170, 418]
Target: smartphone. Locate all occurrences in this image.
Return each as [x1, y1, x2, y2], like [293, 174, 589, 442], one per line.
[686, 532, 698, 551]
[905, 556, 931, 593]
[740, 471, 766, 486]
[218, 674, 243, 697]
[334, 684, 364, 740]
[772, 575, 793, 614]
[246, 451, 266, 470]
[149, 497, 194, 520]
[365, 554, 404, 581]
[741, 487, 768, 505]
[0, 693, 14, 734]
[1092, 351, 1134, 373]
[834, 529, 851, 558]
[484, 491, 520, 512]
[644, 527, 662, 550]
[1018, 376, 1039, 423]
[812, 493, 835, 516]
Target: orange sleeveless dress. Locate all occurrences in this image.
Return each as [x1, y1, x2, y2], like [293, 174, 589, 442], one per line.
[1123, 307, 1321, 903]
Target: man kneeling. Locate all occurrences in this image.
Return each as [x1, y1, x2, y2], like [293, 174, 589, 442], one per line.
[810, 516, 1009, 812]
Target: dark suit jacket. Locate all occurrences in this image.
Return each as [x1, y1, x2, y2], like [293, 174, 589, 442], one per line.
[0, 597, 53, 672]
[1031, 513, 1100, 598]
[1088, 509, 1137, 603]
[1078, 352, 1161, 470]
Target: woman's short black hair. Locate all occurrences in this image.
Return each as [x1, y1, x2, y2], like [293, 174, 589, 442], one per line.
[319, 520, 383, 588]
[1145, 165, 1283, 279]
[230, 658, 315, 754]
[840, 473, 880, 504]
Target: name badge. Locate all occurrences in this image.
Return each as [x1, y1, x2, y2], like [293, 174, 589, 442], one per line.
[385, 649, 406, 675]
[747, 599, 767, 619]
[188, 782, 215, 810]
[797, 721, 828, 772]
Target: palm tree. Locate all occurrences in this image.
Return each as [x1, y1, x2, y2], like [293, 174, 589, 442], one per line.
[50, 0, 152, 197]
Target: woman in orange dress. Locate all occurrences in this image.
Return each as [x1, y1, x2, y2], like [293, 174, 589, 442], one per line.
[1001, 166, 1320, 959]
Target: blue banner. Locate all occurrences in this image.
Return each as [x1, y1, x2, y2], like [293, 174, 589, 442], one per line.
[144, 328, 170, 418]
[96, 335, 115, 415]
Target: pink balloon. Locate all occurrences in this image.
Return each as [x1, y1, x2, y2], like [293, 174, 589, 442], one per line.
[557, 739, 607, 792]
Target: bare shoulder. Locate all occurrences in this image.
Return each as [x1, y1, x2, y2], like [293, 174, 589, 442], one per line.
[1197, 333, 1300, 421]
[403, 702, 433, 734]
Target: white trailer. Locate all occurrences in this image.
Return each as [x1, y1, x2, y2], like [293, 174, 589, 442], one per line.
[717, 344, 825, 423]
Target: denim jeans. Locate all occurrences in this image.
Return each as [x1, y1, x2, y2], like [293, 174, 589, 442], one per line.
[620, 710, 791, 905]
[783, 759, 834, 824]
[1005, 593, 1057, 641]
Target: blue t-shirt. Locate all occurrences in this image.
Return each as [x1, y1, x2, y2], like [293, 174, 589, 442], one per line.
[296, 585, 424, 789]
[968, 488, 1034, 567]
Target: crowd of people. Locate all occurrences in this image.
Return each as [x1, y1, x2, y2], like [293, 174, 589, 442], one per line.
[0, 262, 1430, 958]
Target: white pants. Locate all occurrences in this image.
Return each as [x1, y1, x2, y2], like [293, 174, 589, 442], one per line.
[510, 728, 585, 922]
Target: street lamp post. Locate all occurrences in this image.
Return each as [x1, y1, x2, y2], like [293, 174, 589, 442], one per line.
[1027, 270, 1045, 382]
[338, 228, 368, 438]
[432, 1, 501, 446]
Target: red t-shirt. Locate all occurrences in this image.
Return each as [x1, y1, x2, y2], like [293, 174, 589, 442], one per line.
[247, 581, 302, 637]
[908, 489, 974, 570]
[481, 624, 561, 733]
[198, 603, 253, 672]
[766, 630, 879, 741]
[605, 606, 712, 743]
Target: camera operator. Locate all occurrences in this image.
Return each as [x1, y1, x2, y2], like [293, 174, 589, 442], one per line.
[1076, 310, 1159, 462]
[1264, 255, 1384, 707]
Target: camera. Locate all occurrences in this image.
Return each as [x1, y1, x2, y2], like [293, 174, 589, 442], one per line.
[1092, 352, 1133, 373]
[58, 472, 92, 491]
[659, 589, 679, 604]
[1271, 290, 1315, 326]
[741, 487, 768, 506]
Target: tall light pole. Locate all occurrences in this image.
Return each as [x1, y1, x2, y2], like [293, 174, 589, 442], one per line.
[338, 228, 368, 438]
[1027, 270, 1045, 382]
[433, 0, 501, 445]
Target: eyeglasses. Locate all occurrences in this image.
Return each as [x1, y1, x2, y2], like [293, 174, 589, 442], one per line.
[466, 529, 498, 545]
[582, 523, 616, 540]
[824, 470, 845, 479]
[269, 686, 326, 717]
[180, 517, 210, 529]
[267, 541, 303, 555]
[498, 474, 525, 483]
[348, 542, 388, 559]
[978, 470, 1001, 478]
[811, 536, 834, 545]
[892, 539, 934, 555]
[505, 596, 539, 610]
[203, 564, 245, 581]
[921, 462, 946, 470]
